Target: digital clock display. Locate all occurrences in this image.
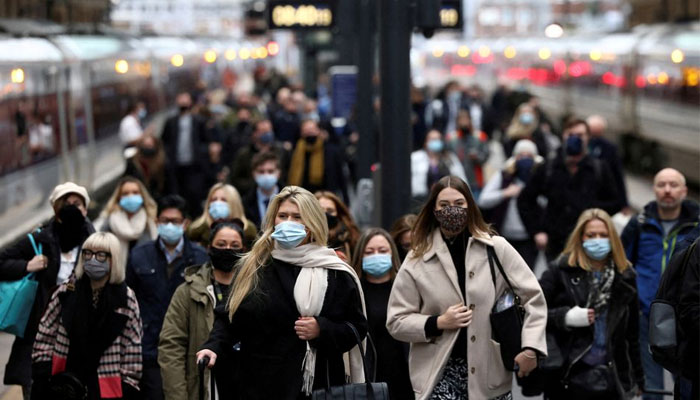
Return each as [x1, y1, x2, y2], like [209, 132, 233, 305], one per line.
[268, 0, 336, 29]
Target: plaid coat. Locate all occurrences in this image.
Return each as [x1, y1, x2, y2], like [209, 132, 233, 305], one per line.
[32, 282, 142, 398]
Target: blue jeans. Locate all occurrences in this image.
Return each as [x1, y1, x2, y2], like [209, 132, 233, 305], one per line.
[640, 313, 665, 400]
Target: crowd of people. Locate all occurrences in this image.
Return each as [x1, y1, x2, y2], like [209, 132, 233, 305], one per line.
[0, 75, 698, 400]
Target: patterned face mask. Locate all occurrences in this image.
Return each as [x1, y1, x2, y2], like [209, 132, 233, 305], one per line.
[434, 206, 468, 235]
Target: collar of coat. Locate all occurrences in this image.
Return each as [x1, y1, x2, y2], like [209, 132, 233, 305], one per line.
[422, 228, 493, 262]
[184, 263, 216, 304]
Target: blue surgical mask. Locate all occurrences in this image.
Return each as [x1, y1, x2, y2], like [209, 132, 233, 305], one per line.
[255, 173, 278, 191]
[259, 131, 274, 144]
[119, 194, 143, 213]
[271, 221, 307, 249]
[565, 135, 584, 156]
[209, 201, 230, 220]
[583, 238, 611, 261]
[519, 113, 535, 125]
[158, 223, 184, 245]
[138, 108, 147, 120]
[427, 139, 444, 153]
[362, 254, 393, 277]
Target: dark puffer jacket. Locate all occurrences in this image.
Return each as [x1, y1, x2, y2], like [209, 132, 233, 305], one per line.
[538, 257, 645, 398]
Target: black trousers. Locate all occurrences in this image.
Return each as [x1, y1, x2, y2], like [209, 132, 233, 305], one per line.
[139, 362, 164, 400]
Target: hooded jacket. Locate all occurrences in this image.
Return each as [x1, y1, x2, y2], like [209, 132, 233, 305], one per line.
[158, 263, 218, 400]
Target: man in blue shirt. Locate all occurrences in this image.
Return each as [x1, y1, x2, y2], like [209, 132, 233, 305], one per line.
[621, 168, 699, 399]
[126, 195, 208, 399]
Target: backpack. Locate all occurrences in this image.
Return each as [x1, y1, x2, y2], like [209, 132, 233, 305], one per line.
[648, 238, 698, 376]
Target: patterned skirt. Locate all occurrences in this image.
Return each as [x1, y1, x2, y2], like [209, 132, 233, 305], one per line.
[429, 357, 513, 400]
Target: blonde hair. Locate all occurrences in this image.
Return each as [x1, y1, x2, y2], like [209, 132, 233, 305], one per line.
[506, 103, 539, 139]
[100, 177, 157, 219]
[191, 183, 251, 232]
[227, 186, 328, 320]
[563, 208, 630, 272]
[74, 232, 126, 284]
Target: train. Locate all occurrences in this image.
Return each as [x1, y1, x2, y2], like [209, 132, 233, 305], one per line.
[411, 22, 700, 187]
[0, 19, 289, 247]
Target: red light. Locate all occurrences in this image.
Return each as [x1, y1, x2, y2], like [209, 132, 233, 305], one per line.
[506, 67, 527, 80]
[471, 53, 493, 64]
[450, 64, 476, 76]
[635, 75, 646, 88]
[553, 60, 566, 76]
[267, 41, 280, 56]
[602, 72, 615, 85]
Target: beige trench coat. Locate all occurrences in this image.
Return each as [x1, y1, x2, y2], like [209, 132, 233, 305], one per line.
[386, 230, 547, 399]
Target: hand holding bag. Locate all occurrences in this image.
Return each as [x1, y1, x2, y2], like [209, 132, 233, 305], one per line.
[312, 322, 389, 400]
[487, 246, 525, 371]
[0, 231, 41, 337]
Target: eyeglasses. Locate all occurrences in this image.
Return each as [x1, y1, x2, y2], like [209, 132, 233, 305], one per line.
[81, 249, 111, 262]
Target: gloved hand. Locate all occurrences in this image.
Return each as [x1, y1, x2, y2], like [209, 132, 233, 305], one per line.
[565, 306, 593, 327]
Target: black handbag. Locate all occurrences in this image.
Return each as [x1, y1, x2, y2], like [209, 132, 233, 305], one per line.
[567, 364, 616, 395]
[312, 322, 389, 400]
[487, 246, 525, 371]
[46, 371, 88, 400]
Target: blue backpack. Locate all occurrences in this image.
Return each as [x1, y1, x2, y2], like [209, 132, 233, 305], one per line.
[0, 230, 41, 337]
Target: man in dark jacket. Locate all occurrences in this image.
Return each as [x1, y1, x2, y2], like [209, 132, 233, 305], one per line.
[518, 119, 624, 259]
[229, 119, 289, 195]
[678, 235, 699, 400]
[160, 92, 209, 217]
[0, 182, 94, 398]
[621, 168, 699, 400]
[242, 151, 282, 229]
[586, 115, 629, 211]
[126, 195, 208, 400]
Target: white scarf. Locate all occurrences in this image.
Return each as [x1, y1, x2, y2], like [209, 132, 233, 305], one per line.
[108, 208, 157, 261]
[271, 243, 367, 395]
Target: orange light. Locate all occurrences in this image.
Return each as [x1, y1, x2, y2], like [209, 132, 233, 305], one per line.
[225, 49, 237, 61]
[239, 48, 251, 60]
[657, 72, 669, 85]
[267, 41, 280, 56]
[432, 48, 444, 58]
[647, 74, 657, 85]
[457, 46, 470, 58]
[478, 46, 491, 58]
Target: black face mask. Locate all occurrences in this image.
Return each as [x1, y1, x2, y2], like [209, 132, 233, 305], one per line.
[304, 136, 317, 145]
[179, 105, 190, 113]
[326, 213, 339, 229]
[139, 146, 157, 157]
[56, 205, 86, 252]
[209, 247, 242, 272]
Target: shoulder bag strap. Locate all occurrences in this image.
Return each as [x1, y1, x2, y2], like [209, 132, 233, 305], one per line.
[27, 231, 42, 256]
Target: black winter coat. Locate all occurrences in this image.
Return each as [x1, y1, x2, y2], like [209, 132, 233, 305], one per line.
[539, 257, 645, 397]
[201, 258, 367, 399]
[0, 218, 94, 386]
[518, 154, 624, 256]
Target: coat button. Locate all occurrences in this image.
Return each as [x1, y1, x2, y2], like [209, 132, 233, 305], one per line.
[470, 367, 475, 374]
[469, 304, 475, 310]
[468, 271, 474, 278]
[470, 335, 476, 342]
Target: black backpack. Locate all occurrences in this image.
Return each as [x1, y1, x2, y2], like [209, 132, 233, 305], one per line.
[648, 238, 698, 376]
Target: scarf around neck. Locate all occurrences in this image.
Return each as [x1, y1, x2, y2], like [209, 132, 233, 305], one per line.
[288, 137, 324, 187]
[108, 208, 157, 260]
[271, 243, 367, 395]
[585, 260, 615, 315]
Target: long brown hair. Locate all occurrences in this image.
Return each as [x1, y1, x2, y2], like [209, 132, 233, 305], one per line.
[562, 208, 630, 272]
[351, 228, 401, 280]
[315, 191, 360, 256]
[100, 176, 158, 220]
[411, 175, 493, 258]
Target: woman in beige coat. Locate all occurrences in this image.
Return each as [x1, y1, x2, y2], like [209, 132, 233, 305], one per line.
[387, 175, 547, 400]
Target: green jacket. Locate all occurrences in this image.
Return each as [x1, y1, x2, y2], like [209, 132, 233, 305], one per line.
[158, 263, 216, 400]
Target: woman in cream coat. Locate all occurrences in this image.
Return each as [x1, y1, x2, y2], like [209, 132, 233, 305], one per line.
[387, 175, 547, 400]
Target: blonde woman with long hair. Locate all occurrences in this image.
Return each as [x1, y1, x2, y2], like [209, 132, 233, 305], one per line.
[187, 182, 257, 246]
[196, 186, 368, 399]
[538, 208, 644, 399]
[96, 176, 158, 262]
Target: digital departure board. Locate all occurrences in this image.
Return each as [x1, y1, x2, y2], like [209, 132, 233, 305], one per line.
[268, 0, 336, 30]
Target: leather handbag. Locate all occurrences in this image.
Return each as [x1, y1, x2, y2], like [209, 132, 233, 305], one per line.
[46, 371, 88, 400]
[567, 364, 616, 395]
[0, 231, 41, 338]
[487, 246, 525, 371]
[312, 322, 389, 400]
